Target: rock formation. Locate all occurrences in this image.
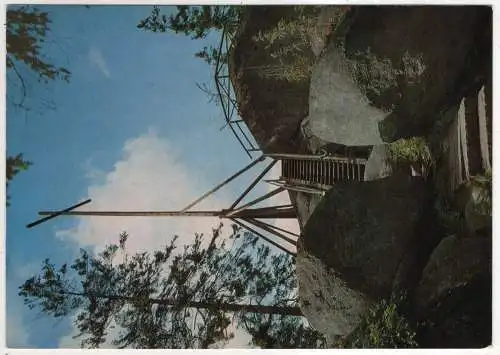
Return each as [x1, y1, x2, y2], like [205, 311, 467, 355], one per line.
[229, 5, 492, 348]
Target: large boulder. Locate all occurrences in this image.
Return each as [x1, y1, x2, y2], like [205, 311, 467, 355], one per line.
[307, 44, 386, 146]
[229, 6, 321, 154]
[305, 6, 491, 146]
[296, 251, 371, 342]
[299, 175, 428, 304]
[414, 235, 491, 348]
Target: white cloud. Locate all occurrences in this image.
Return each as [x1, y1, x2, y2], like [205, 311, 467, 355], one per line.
[54, 133, 300, 348]
[88, 47, 110, 78]
[54, 130, 253, 348]
[56, 129, 228, 254]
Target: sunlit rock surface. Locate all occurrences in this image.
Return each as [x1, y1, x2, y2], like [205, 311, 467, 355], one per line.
[296, 251, 371, 342]
[306, 44, 386, 146]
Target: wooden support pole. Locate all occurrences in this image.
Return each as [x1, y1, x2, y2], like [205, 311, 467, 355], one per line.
[478, 86, 491, 172]
[265, 180, 326, 195]
[230, 159, 277, 210]
[458, 98, 470, 181]
[232, 205, 296, 219]
[229, 218, 296, 256]
[38, 206, 295, 220]
[38, 210, 224, 217]
[244, 217, 297, 245]
[225, 186, 285, 217]
[253, 218, 300, 238]
[27, 199, 92, 229]
[180, 155, 265, 212]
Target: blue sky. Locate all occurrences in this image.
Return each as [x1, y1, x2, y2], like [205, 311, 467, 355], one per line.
[6, 5, 298, 348]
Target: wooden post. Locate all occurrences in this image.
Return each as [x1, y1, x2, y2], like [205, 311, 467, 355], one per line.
[180, 155, 265, 212]
[226, 187, 285, 217]
[27, 199, 92, 229]
[477, 86, 491, 172]
[229, 159, 277, 209]
[243, 217, 297, 245]
[229, 218, 295, 256]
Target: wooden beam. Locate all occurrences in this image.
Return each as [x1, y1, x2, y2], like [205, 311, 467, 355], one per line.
[229, 218, 296, 256]
[232, 205, 296, 219]
[225, 187, 285, 217]
[243, 218, 297, 246]
[477, 86, 491, 172]
[180, 155, 265, 212]
[39, 210, 224, 217]
[253, 218, 299, 238]
[230, 159, 277, 210]
[27, 199, 92, 229]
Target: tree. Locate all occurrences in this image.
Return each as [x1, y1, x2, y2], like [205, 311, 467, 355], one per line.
[137, 6, 241, 65]
[6, 5, 71, 205]
[242, 313, 326, 348]
[137, 6, 240, 39]
[6, 154, 32, 206]
[19, 224, 323, 348]
[7, 5, 71, 108]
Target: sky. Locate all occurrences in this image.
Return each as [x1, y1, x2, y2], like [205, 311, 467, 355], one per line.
[5, 5, 299, 349]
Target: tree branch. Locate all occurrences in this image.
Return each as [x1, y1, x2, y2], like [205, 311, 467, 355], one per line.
[7, 55, 27, 108]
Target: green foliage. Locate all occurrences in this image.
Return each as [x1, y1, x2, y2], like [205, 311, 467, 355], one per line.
[243, 313, 326, 348]
[345, 48, 425, 111]
[7, 153, 32, 183]
[347, 48, 399, 110]
[334, 294, 418, 348]
[6, 6, 72, 203]
[19, 226, 319, 349]
[6, 153, 32, 206]
[7, 5, 71, 108]
[138, 6, 241, 65]
[252, 6, 320, 83]
[7, 6, 71, 83]
[138, 5, 241, 38]
[386, 137, 433, 176]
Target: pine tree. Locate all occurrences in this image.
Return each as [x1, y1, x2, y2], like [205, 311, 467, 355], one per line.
[19, 224, 324, 348]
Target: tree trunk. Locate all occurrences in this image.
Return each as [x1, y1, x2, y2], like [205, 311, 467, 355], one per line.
[64, 291, 303, 316]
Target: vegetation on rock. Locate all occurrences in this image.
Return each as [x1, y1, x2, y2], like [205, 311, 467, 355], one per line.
[386, 137, 433, 176]
[334, 293, 418, 348]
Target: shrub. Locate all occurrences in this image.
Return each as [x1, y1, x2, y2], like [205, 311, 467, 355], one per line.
[386, 136, 433, 176]
[251, 6, 320, 83]
[333, 294, 418, 348]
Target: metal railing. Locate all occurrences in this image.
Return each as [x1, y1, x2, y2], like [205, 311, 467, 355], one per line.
[214, 27, 261, 159]
[264, 153, 367, 191]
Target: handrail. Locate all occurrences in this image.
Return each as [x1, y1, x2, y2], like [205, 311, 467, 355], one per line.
[214, 27, 261, 159]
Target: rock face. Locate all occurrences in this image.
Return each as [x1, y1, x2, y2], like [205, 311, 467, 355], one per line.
[298, 175, 428, 309]
[292, 191, 323, 230]
[229, 6, 318, 153]
[415, 235, 491, 348]
[345, 6, 491, 143]
[363, 145, 392, 181]
[229, 6, 492, 347]
[296, 251, 371, 342]
[307, 44, 386, 146]
[254, 6, 491, 149]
